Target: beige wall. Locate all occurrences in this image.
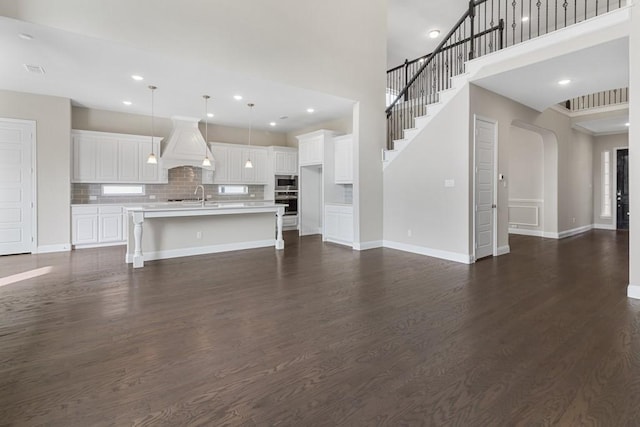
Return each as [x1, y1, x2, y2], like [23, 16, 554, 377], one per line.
[0, 90, 71, 250]
[285, 116, 353, 147]
[72, 107, 287, 147]
[592, 133, 629, 227]
[470, 84, 594, 247]
[1, 0, 387, 246]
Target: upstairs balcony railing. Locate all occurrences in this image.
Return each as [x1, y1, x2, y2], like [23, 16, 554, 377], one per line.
[564, 87, 629, 112]
[386, 0, 626, 149]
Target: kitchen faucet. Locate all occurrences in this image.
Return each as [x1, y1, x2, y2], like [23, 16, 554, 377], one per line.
[194, 185, 205, 206]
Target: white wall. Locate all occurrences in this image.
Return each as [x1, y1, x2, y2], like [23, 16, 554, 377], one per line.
[592, 133, 628, 228]
[383, 84, 472, 261]
[508, 126, 545, 234]
[0, 90, 71, 251]
[0, 0, 387, 247]
[628, 0, 639, 297]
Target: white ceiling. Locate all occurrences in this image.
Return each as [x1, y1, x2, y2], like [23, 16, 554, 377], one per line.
[387, 0, 468, 68]
[0, 16, 355, 133]
[471, 37, 629, 112]
[574, 111, 630, 134]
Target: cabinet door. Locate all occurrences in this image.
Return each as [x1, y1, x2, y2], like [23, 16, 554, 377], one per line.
[72, 214, 98, 244]
[211, 145, 229, 184]
[334, 137, 353, 184]
[299, 138, 323, 165]
[242, 149, 256, 183]
[118, 141, 140, 182]
[95, 138, 118, 182]
[274, 151, 288, 175]
[227, 147, 244, 183]
[139, 141, 159, 182]
[99, 213, 123, 242]
[286, 152, 298, 174]
[73, 136, 96, 182]
[252, 149, 268, 184]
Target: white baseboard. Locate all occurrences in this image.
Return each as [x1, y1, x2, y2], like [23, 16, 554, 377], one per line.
[299, 228, 322, 236]
[628, 284, 640, 299]
[35, 244, 71, 254]
[125, 239, 275, 263]
[557, 224, 593, 239]
[383, 240, 473, 264]
[593, 223, 616, 230]
[73, 242, 126, 250]
[496, 245, 511, 256]
[353, 240, 383, 251]
[509, 228, 544, 237]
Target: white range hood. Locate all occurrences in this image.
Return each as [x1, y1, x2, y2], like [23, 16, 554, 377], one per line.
[161, 116, 214, 170]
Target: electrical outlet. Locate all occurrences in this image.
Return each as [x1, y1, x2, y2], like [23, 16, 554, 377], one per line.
[196, 231, 202, 239]
[572, 217, 576, 224]
[249, 194, 256, 198]
[149, 195, 156, 200]
[89, 195, 97, 201]
[206, 194, 212, 199]
[407, 229, 412, 237]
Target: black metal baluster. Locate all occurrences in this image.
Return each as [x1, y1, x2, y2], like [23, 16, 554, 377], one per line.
[499, 18, 505, 49]
[596, 0, 599, 15]
[521, 0, 524, 42]
[564, 1, 568, 27]
[537, 0, 541, 36]
[529, 0, 532, 40]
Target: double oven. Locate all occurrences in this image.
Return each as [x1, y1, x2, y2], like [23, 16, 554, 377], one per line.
[274, 175, 298, 216]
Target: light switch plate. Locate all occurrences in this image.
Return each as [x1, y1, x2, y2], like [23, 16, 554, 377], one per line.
[444, 179, 455, 188]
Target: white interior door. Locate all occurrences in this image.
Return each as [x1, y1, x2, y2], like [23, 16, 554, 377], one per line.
[475, 117, 496, 260]
[0, 119, 35, 255]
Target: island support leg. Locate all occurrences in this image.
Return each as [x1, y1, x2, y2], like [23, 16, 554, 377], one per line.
[275, 209, 285, 250]
[132, 212, 145, 268]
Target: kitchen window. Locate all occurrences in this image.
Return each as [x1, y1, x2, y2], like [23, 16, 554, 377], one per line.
[218, 185, 248, 195]
[102, 184, 145, 196]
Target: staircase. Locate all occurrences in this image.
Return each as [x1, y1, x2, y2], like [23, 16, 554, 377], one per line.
[383, 0, 625, 169]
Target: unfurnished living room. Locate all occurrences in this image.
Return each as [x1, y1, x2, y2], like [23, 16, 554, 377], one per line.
[0, 0, 639, 425]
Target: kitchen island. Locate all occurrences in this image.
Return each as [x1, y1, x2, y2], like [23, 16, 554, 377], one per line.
[125, 202, 285, 268]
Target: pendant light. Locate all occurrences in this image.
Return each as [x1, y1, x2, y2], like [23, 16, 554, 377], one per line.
[245, 103, 255, 169]
[147, 85, 158, 164]
[202, 95, 212, 167]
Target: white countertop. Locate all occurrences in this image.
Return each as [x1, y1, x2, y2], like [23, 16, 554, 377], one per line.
[125, 201, 281, 212]
[72, 200, 274, 208]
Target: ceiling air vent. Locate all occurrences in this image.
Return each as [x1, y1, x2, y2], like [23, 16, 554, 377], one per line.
[23, 64, 45, 74]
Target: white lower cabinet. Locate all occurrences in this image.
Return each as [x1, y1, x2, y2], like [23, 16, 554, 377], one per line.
[72, 205, 126, 247]
[323, 204, 353, 246]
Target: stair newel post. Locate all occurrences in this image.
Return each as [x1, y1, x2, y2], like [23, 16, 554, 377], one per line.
[498, 18, 505, 50]
[469, 0, 476, 60]
[404, 59, 409, 102]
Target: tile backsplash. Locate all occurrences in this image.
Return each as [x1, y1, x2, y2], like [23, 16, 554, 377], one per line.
[71, 166, 266, 204]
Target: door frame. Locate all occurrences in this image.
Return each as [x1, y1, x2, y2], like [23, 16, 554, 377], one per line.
[472, 114, 499, 262]
[613, 146, 629, 230]
[0, 118, 37, 253]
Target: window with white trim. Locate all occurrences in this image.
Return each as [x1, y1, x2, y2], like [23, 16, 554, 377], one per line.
[601, 151, 611, 217]
[102, 184, 145, 196]
[218, 185, 248, 195]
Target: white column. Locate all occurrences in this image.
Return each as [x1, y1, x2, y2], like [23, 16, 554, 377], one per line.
[132, 211, 145, 268]
[275, 208, 285, 250]
[628, 0, 640, 298]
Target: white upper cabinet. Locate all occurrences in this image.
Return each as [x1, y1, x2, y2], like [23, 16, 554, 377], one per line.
[72, 130, 164, 184]
[210, 143, 268, 184]
[333, 134, 353, 184]
[272, 147, 298, 175]
[296, 130, 340, 167]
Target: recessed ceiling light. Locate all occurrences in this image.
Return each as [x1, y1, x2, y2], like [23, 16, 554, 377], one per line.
[558, 79, 571, 85]
[234, 95, 243, 100]
[207, 113, 214, 118]
[269, 122, 277, 127]
[428, 30, 440, 39]
[522, 16, 529, 22]
[306, 108, 315, 113]
[626, 122, 630, 127]
[131, 75, 144, 81]
[122, 100, 132, 106]
[18, 33, 34, 41]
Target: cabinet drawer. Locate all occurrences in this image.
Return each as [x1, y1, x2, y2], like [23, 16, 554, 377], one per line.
[99, 206, 123, 214]
[72, 206, 98, 215]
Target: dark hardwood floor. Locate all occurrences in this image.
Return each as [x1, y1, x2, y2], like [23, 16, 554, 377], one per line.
[0, 230, 638, 426]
